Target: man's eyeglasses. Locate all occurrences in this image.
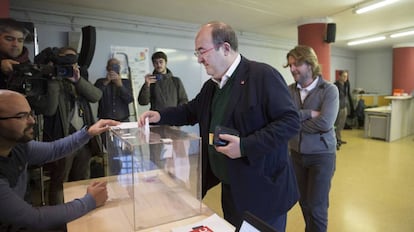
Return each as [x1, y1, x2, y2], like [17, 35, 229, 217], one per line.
[194, 47, 216, 58]
[0, 111, 35, 120]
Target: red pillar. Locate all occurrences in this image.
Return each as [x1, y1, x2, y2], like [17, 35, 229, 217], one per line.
[0, 0, 10, 17]
[298, 20, 332, 81]
[393, 45, 414, 94]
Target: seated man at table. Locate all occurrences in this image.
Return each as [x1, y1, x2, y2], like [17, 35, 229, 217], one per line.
[0, 89, 120, 231]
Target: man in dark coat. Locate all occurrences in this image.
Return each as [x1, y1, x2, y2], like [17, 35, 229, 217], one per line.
[138, 21, 300, 232]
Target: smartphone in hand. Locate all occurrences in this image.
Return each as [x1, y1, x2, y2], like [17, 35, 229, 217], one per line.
[213, 126, 239, 146]
[111, 64, 120, 74]
[154, 74, 163, 81]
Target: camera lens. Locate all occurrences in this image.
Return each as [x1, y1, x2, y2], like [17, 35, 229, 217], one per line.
[56, 65, 73, 78]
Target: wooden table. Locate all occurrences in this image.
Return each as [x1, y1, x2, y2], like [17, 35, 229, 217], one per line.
[64, 174, 224, 232]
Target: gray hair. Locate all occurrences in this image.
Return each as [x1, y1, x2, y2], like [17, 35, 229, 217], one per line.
[205, 21, 238, 52]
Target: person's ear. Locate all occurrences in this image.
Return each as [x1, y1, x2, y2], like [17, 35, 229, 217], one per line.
[223, 42, 231, 52]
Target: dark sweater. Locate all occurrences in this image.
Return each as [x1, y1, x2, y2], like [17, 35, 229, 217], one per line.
[208, 77, 235, 184]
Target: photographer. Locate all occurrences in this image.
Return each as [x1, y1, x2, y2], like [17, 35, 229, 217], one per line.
[94, 58, 133, 122]
[0, 18, 30, 89]
[42, 47, 103, 205]
[94, 58, 133, 157]
[137, 51, 188, 111]
[0, 18, 57, 116]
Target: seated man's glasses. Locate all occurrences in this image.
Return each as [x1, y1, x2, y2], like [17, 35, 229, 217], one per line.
[0, 111, 35, 120]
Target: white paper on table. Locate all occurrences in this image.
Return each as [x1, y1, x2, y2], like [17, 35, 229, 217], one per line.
[111, 122, 139, 129]
[171, 213, 235, 232]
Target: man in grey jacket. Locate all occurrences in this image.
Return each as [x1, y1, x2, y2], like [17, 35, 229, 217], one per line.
[0, 89, 120, 231]
[285, 45, 339, 232]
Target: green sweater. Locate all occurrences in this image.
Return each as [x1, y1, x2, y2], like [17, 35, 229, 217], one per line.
[208, 77, 235, 184]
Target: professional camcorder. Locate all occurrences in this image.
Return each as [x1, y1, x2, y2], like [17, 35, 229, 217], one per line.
[6, 47, 77, 97]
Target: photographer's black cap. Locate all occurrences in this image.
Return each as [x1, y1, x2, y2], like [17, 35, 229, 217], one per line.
[54, 54, 78, 65]
[34, 47, 78, 65]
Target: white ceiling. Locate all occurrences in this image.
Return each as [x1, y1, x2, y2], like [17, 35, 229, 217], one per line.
[14, 0, 414, 51]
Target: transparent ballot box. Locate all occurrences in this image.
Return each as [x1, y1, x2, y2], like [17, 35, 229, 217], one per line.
[106, 124, 202, 231]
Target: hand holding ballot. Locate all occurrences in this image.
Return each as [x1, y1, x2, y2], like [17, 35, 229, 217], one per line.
[138, 110, 161, 127]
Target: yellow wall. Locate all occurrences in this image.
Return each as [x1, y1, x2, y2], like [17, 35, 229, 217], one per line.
[358, 95, 390, 107]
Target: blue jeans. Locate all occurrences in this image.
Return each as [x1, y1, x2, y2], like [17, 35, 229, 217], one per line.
[290, 150, 336, 232]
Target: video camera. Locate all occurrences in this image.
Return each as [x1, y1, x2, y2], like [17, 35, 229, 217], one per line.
[6, 47, 77, 97]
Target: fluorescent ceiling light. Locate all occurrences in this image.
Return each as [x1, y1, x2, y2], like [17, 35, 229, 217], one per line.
[354, 0, 399, 14]
[390, 30, 414, 38]
[347, 36, 386, 46]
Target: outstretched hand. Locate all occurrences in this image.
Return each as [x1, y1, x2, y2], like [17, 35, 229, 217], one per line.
[138, 111, 160, 127]
[87, 119, 121, 136]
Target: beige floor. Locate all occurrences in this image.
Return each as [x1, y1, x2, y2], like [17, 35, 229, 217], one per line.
[202, 129, 414, 232]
